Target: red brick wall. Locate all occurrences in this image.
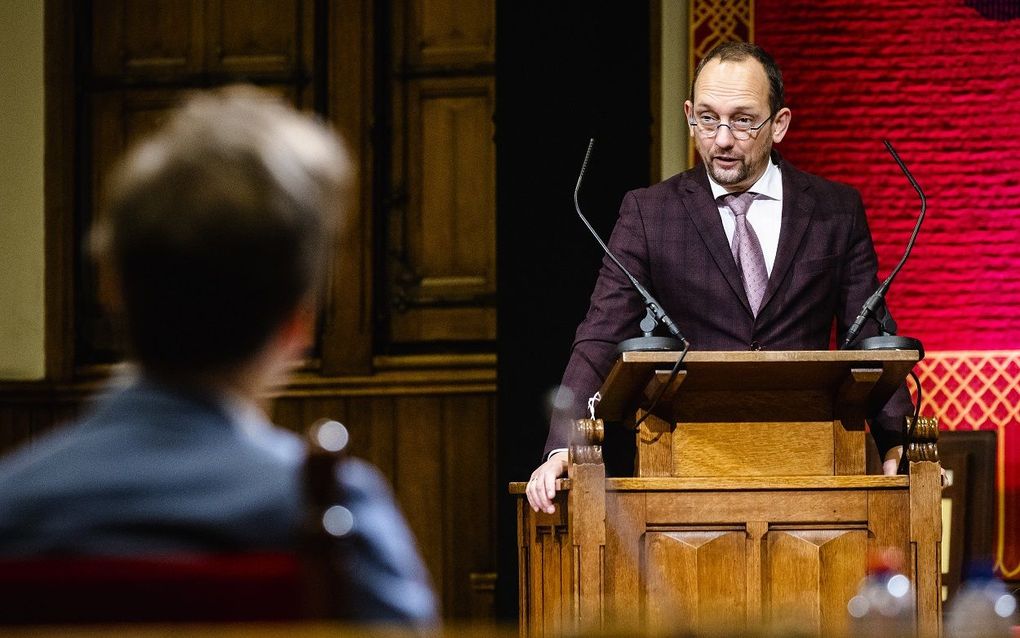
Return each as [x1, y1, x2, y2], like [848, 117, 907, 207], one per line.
[756, 0, 1020, 351]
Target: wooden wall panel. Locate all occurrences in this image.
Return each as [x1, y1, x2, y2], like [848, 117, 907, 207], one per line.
[408, 0, 495, 67]
[391, 77, 496, 343]
[206, 0, 305, 73]
[413, 80, 494, 281]
[385, 0, 496, 347]
[92, 0, 312, 78]
[442, 394, 497, 616]
[320, 0, 374, 375]
[395, 396, 446, 596]
[353, 396, 399, 485]
[91, 0, 203, 76]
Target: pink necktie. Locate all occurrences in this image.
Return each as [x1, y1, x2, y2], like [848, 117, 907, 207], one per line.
[723, 192, 768, 316]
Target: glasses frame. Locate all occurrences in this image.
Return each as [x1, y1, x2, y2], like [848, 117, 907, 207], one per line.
[688, 111, 775, 140]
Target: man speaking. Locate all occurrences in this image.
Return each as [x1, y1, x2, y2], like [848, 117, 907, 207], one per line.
[527, 42, 913, 514]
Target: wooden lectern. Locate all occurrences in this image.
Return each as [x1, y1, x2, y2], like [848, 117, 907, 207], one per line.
[512, 350, 942, 637]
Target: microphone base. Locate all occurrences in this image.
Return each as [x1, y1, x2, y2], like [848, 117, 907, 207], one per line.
[617, 336, 685, 354]
[853, 335, 925, 360]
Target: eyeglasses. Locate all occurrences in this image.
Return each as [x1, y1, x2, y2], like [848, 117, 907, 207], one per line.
[688, 112, 774, 140]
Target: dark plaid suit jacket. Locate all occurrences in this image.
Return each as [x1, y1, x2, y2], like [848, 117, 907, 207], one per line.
[544, 153, 913, 465]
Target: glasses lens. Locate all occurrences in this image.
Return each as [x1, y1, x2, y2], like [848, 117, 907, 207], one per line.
[691, 119, 755, 141]
[694, 125, 750, 141]
[729, 127, 751, 141]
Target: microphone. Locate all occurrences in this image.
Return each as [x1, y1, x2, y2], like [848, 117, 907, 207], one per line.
[574, 139, 688, 353]
[842, 140, 924, 358]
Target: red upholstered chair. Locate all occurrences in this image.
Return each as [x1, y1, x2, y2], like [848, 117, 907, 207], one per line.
[0, 419, 347, 626]
[0, 553, 304, 624]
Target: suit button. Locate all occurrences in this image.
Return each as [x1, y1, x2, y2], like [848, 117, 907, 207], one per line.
[750, 340, 763, 351]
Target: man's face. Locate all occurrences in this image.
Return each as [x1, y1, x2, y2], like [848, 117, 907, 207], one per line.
[684, 58, 790, 193]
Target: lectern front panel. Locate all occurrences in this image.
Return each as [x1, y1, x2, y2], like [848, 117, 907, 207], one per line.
[672, 421, 835, 477]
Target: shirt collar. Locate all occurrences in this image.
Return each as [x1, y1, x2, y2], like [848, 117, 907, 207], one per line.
[707, 157, 782, 202]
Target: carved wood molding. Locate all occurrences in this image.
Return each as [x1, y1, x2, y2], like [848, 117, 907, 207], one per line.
[907, 416, 940, 463]
[0, 354, 497, 403]
[570, 417, 604, 466]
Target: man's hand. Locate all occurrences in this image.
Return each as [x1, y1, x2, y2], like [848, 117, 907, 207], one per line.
[883, 444, 951, 487]
[525, 451, 568, 514]
[882, 445, 903, 476]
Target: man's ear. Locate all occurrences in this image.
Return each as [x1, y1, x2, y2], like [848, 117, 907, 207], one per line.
[243, 299, 318, 399]
[772, 107, 792, 144]
[276, 299, 317, 359]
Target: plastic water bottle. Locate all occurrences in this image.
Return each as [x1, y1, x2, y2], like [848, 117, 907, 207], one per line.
[945, 561, 1018, 638]
[847, 547, 915, 636]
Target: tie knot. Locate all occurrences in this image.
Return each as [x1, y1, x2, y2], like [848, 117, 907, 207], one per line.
[722, 191, 757, 217]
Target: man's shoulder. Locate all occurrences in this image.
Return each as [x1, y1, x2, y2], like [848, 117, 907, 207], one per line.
[0, 379, 302, 487]
[81, 377, 226, 426]
[337, 456, 395, 501]
[624, 164, 707, 205]
[0, 379, 305, 556]
[653, 163, 705, 191]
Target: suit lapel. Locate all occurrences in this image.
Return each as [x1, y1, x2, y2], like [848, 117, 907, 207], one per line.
[678, 166, 752, 314]
[760, 157, 814, 314]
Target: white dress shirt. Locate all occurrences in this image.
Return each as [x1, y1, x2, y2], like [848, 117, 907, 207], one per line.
[707, 158, 784, 276]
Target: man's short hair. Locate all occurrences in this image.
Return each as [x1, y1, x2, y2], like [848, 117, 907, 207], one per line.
[690, 42, 786, 116]
[94, 86, 351, 376]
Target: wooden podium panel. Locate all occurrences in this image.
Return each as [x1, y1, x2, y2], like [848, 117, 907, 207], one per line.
[606, 351, 917, 478]
[764, 528, 867, 634]
[640, 525, 868, 636]
[643, 529, 748, 634]
[672, 421, 835, 476]
[515, 474, 931, 637]
[513, 350, 942, 637]
[597, 350, 919, 424]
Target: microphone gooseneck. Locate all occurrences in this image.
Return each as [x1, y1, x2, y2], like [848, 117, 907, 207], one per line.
[840, 140, 926, 477]
[841, 140, 925, 357]
[574, 139, 688, 352]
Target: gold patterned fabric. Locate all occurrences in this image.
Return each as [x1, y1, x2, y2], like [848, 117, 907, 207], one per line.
[690, 0, 754, 75]
[914, 351, 1020, 578]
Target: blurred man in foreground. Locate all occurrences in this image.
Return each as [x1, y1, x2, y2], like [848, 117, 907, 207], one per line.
[0, 87, 437, 624]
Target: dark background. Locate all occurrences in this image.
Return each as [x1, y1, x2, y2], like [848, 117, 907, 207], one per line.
[494, 2, 652, 618]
